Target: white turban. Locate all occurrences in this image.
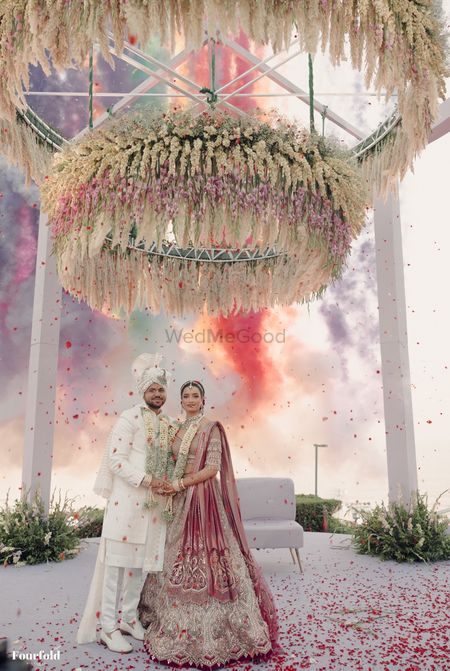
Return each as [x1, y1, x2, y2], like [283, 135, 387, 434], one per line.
[131, 353, 168, 396]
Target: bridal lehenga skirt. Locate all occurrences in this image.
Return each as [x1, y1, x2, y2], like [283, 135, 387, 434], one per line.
[138, 480, 273, 668]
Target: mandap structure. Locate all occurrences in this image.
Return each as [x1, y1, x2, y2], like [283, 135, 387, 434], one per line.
[0, 1, 449, 512]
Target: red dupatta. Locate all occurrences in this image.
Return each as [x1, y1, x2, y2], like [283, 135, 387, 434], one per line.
[166, 421, 279, 647]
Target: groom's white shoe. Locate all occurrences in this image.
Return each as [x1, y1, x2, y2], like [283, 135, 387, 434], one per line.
[99, 629, 133, 653]
[119, 619, 146, 641]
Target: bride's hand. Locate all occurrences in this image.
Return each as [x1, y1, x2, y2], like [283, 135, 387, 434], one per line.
[157, 482, 177, 496]
[150, 477, 168, 490]
[155, 481, 176, 496]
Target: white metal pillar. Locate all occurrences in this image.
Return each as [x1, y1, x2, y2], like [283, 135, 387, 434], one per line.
[22, 211, 62, 514]
[373, 190, 418, 505]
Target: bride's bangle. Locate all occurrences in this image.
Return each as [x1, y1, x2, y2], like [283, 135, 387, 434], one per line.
[172, 479, 181, 492]
[180, 478, 186, 491]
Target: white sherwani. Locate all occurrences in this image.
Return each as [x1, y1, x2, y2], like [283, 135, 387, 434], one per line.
[76, 403, 168, 643]
[101, 403, 167, 566]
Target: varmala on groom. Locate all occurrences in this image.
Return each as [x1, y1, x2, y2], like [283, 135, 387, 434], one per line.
[77, 354, 279, 668]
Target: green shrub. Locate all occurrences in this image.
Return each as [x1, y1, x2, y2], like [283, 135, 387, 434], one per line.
[72, 505, 104, 539]
[351, 490, 450, 563]
[327, 516, 357, 534]
[0, 490, 80, 566]
[295, 494, 342, 531]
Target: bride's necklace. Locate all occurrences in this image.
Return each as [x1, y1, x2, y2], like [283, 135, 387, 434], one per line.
[173, 413, 203, 473]
[182, 412, 203, 428]
[163, 413, 203, 522]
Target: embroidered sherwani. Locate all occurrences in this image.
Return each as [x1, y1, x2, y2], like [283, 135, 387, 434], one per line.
[77, 402, 172, 643]
[100, 403, 168, 570]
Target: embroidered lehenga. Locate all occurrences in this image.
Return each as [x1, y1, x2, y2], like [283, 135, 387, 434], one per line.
[138, 418, 278, 668]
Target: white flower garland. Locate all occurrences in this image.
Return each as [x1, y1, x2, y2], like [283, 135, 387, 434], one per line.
[163, 416, 203, 522]
[141, 410, 178, 516]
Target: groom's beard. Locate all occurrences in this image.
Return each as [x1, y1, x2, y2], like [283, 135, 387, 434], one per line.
[145, 399, 165, 412]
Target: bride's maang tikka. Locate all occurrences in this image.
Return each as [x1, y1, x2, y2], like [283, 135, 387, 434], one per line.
[181, 380, 205, 396]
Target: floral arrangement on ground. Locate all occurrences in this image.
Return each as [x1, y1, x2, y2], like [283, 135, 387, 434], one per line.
[351, 490, 450, 563]
[0, 491, 81, 566]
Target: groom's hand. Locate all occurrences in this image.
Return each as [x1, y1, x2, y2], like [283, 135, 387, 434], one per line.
[154, 480, 176, 496]
[150, 477, 169, 490]
[159, 482, 177, 496]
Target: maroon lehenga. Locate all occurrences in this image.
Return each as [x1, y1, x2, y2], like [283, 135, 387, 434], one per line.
[138, 420, 279, 668]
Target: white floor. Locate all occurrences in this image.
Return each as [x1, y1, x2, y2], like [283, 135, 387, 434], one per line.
[1, 532, 449, 671]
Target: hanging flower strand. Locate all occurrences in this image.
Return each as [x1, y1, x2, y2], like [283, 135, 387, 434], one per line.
[0, 1, 447, 194]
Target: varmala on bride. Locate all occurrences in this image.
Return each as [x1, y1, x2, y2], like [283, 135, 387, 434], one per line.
[138, 380, 279, 668]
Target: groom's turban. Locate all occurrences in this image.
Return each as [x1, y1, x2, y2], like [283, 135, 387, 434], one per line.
[131, 353, 168, 396]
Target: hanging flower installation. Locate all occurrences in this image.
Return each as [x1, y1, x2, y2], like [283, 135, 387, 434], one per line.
[0, 1, 447, 193]
[41, 109, 366, 316]
[44, 110, 365, 250]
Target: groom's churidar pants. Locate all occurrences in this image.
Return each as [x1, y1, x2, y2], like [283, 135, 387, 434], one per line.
[97, 514, 166, 634]
[100, 565, 145, 633]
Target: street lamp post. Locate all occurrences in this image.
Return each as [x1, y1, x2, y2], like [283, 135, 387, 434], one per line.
[313, 443, 328, 497]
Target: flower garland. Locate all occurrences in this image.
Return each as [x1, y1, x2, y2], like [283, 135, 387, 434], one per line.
[171, 416, 204, 480]
[163, 416, 204, 522]
[0, 1, 447, 195]
[141, 410, 179, 515]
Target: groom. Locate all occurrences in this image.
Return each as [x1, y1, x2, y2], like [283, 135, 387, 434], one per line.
[76, 354, 176, 653]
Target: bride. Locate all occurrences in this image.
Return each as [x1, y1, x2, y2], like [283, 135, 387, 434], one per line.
[138, 380, 279, 668]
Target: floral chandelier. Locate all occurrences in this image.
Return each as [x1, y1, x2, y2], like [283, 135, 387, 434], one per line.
[0, 1, 448, 193]
[41, 109, 366, 316]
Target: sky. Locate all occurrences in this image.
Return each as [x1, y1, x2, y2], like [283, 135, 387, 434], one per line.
[1, 9, 450, 518]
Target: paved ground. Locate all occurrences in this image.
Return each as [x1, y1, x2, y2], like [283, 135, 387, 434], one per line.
[1, 532, 449, 671]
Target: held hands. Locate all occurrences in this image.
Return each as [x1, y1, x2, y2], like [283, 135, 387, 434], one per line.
[142, 476, 186, 496]
[150, 477, 176, 496]
[157, 482, 177, 496]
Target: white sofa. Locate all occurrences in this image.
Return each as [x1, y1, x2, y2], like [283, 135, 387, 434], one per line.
[236, 477, 304, 572]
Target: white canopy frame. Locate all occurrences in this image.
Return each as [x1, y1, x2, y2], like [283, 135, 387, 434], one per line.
[20, 35, 450, 513]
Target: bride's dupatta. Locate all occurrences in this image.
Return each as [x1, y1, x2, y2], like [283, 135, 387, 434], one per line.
[166, 421, 279, 647]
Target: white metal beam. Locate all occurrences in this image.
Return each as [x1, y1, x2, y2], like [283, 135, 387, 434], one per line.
[109, 38, 248, 118]
[75, 46, 193, 141]
[222, 37, 366, 140]
[189, 46, 303, 116]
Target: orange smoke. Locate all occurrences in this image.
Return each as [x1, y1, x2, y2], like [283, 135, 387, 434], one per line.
[210, 309, 281, 404]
